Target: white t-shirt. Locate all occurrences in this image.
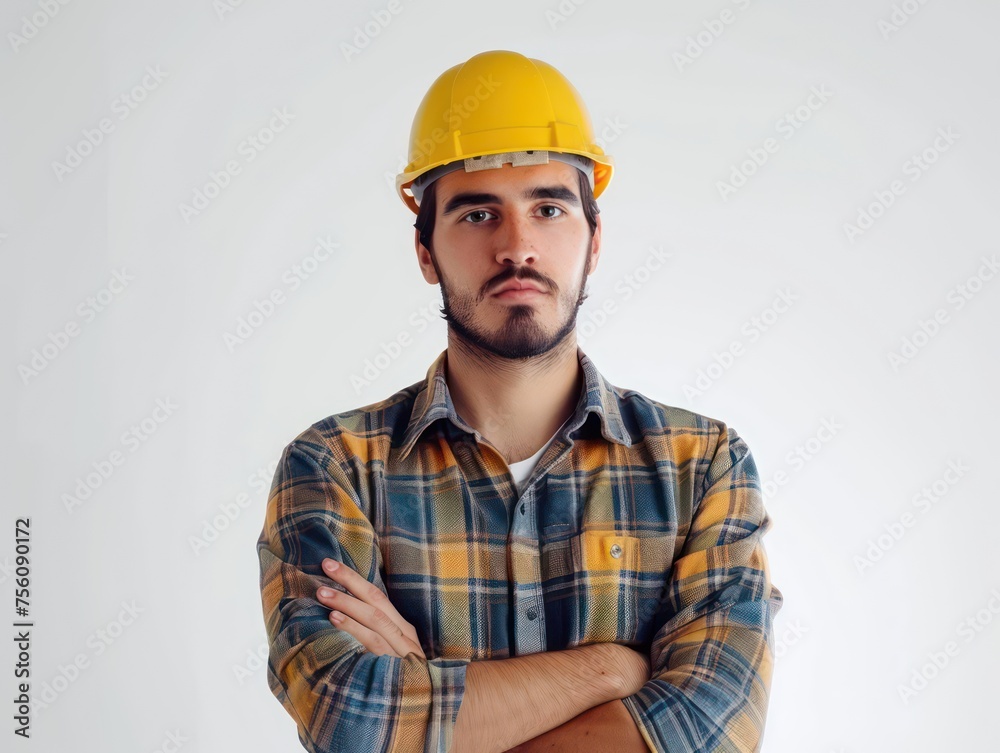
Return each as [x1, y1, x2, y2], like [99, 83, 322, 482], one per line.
[507, 419, 569, 494]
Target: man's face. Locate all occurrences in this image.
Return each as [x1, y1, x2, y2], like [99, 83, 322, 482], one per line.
[414, 160, 602, 360]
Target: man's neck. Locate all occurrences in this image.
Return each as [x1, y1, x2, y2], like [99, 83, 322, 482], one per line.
[444, 334, 582, 464]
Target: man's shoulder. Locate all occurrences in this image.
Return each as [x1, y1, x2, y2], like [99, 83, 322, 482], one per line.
[279, 377, 424, 463]
[613, 382, 729, 436]
[610, 383, 750, 462]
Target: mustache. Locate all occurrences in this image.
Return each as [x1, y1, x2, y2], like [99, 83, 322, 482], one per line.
[486, 269, 551, 294]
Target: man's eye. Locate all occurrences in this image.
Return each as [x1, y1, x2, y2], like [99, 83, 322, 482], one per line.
[539, 205, 565, 218]
[462, 210, 495, 224]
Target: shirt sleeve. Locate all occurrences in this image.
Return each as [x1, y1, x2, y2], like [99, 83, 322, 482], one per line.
[257, 433, 470, 753]
[620, 426, 784, 753]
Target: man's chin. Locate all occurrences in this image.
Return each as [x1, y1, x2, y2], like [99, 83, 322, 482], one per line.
[456, 334, 553, 360]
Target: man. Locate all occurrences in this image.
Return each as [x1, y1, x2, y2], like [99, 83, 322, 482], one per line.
[257, 50, 783, 753]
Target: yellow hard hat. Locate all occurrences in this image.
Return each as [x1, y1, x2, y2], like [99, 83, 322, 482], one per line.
[395, 50, 614, 215]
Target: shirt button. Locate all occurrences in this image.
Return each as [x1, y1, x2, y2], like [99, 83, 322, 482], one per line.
[526, 607, 538, 621]
[519, 503, 525, 515]
[609, 543, 623, 559]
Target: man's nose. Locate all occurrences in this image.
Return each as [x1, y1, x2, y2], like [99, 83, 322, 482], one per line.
[494, 212, 538, 265]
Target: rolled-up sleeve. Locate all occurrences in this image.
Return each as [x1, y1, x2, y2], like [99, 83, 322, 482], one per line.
[257, 433, 469, 753]
[621, 426, 783, 752]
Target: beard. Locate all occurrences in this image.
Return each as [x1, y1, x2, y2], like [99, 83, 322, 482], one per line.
[429, 249, 590, 361]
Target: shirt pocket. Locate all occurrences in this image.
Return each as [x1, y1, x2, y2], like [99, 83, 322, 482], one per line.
[573, 529, 639, 573]
[571, 530, 673, 646]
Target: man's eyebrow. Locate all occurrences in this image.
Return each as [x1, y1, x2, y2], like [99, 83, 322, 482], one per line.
[441, 184, 581, 216]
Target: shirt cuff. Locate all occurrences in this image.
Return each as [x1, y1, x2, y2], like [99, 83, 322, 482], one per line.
[621, 693, 660, 753]
[407, 655, 470, 753]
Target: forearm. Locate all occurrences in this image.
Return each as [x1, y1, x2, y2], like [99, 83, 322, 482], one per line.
[504, 699, 652, 753]
[451, 643, 620, 753]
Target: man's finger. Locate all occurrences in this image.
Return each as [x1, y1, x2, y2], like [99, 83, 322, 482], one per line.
[326, 604, 424, 658]
[321, 558, 421, 644]
[327, 608, 394, 656]
[317, 585, 422, 658]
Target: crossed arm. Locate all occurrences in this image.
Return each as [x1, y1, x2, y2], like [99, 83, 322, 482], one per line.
[500, 700, 650, 753]
[314, 556, 652, 753]
[259, 427, 780, 752]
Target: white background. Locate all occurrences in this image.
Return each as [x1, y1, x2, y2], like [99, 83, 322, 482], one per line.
[3, 1, 998, 751]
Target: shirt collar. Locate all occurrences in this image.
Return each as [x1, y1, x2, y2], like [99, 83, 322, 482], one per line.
[398, 347, 632, 461]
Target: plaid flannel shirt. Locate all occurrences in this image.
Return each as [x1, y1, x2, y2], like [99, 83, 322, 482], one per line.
[257, 346, 783, 752]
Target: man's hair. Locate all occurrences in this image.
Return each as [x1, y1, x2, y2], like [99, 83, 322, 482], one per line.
[414, 167, 600, 254]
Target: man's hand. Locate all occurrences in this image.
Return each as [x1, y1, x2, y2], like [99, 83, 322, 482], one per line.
[315, 557, 426, 659]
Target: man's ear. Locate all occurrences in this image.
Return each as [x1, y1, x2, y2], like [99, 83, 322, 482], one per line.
[414, 228, 439, 285]
[587, 213, 603, 275]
